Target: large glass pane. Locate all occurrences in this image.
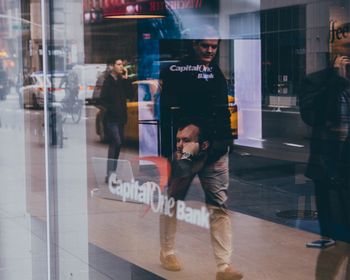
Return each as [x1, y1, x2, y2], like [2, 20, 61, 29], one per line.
[0, 0, 48, 279]
[44, 0, 89, 279]
[54, 0, 350, 279]
[3, 0, 350, 279]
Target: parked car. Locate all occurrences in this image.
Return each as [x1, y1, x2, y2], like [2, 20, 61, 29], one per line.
[21, 72, 66, 109]
[72, 64, 107, 104]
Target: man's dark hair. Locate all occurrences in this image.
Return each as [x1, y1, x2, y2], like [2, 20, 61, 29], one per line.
[176, 118, 211, 144]
[192, 39, 221, 45]
[106, 58, 123, 65]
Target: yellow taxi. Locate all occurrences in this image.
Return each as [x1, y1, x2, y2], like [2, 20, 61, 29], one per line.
[228, 95, 238, 139]
[96, 80, 238, 143]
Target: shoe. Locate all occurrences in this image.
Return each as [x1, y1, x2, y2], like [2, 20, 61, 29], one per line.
[160, 252, 181, 271]
[306, 239, 335, 249]
[216, 265, 243, 280]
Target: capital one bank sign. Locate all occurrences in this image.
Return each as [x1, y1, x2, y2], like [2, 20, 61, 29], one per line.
[108, 177, 210, 229]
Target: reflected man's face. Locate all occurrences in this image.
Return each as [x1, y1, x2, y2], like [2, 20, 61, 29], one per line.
[176, 125, 199, 154]
[193, 39, 219, 66]
[113, 59, 124, 75]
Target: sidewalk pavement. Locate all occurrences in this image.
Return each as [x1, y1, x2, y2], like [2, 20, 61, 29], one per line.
[87, 194, 347, 280]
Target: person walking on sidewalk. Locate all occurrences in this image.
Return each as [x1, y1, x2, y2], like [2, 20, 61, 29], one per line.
[100, 58, 133, 181]
[301, 55, 350, 248]
[159, 119, 242, 280]
[159, 37, 242, 280]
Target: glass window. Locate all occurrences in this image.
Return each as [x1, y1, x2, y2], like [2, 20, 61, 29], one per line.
[1, 1, 350, 279]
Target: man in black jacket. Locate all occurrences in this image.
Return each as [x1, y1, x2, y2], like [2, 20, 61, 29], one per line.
[159, 39, 242, 280]
[301, 55, 350, 248]
[160, 39, 232, 161]
[100, 58, 133, 181]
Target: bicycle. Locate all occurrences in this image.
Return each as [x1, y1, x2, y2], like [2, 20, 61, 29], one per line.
[61, 97, 83, 123]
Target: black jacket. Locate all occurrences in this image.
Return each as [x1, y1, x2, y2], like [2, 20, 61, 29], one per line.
[160, 58, 232, 160]
[100, 74, 133, 124]
[303, 69, 350, 182]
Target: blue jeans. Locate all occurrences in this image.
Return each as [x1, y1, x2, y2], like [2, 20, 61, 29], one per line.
[106, 122, 124, 177]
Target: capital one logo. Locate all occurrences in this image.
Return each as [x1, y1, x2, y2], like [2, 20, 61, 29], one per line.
[108, 174, 209, 229]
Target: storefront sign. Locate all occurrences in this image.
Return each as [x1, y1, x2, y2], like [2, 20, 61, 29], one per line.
[330, 20, 349, 43]
[154, 0, 203, 11]
[330, 20, 350, 56]
[93, 0, 203, 11]
[85, 0, 213, 20]
[108, 178, 210, 229]
[38, 48, 65, 56]
[103, 0, 166, 18]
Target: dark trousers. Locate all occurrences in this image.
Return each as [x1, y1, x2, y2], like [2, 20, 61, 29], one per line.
[106, 122, 124, 177]
[314, 179, 350, 242]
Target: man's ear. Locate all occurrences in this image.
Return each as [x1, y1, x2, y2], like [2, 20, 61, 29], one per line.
[200, 140, 209, 151]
